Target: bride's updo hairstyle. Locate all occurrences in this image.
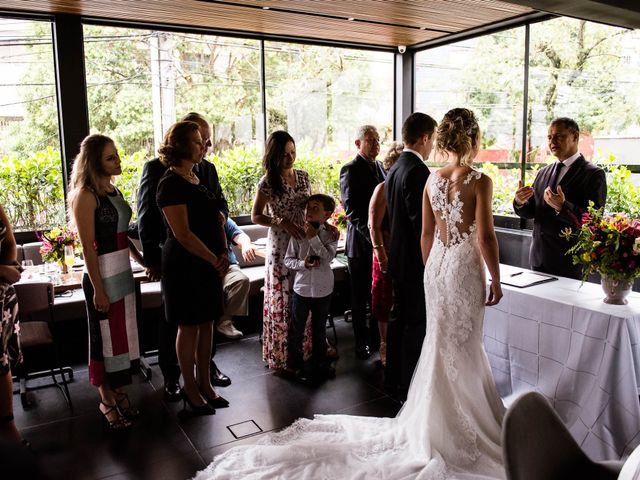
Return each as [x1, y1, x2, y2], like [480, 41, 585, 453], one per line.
[436, 108, 480, 166]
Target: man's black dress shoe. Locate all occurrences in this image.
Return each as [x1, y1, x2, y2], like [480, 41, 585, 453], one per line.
[211, 363, 231, 387]
[164, 380, 181, 402]
[355, 345, 371, 360]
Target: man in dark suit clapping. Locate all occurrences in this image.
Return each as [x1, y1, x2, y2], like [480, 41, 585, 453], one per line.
[340, 125, 385, 360]
[137, 112, 232, 401]
[513, 117, 607, 280]
[385, 112, 437, 400]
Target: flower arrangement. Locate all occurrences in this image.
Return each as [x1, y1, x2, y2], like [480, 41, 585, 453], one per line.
[37, 226, 80, 265]
[329, 203, 347, 231]
[561, 203, 640, 283]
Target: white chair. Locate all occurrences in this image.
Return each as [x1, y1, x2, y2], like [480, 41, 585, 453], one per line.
[13, 281, 73, 409]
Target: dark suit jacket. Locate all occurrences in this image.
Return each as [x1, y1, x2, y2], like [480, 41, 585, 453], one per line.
[513, 154, 607, 279]
[384, 151, 430, 280]
[339, 154, 385, 258]
[136, 158, 229, 268]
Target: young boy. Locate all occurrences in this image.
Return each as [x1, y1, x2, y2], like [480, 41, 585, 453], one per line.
[284, 193, 338, 381]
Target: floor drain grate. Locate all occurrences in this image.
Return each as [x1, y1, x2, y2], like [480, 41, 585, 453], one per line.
[227, 420, 263, 439]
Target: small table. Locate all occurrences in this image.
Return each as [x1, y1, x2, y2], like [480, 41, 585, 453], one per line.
[484, 264, 640, 461]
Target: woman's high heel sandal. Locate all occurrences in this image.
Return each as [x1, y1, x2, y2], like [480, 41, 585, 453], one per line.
[100, 402, 131, 430]
[114, 391, 140, 420]
[203, 393, 229, 409]
[179, 389, 216, 416]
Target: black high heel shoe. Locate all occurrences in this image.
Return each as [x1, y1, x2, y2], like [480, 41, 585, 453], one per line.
[99, 402, 131, 430]
[203, 393, 230, 409]
[114, 391, 140, 420]
[179, 389, 216, 415]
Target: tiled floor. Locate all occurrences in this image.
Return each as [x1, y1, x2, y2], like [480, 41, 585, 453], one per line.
[11, 318, 401, 480]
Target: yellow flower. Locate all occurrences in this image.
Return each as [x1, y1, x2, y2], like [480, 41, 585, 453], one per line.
[581, 253, 592, 263]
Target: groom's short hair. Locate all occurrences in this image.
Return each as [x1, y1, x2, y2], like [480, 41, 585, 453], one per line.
[402, 112, 437, 145]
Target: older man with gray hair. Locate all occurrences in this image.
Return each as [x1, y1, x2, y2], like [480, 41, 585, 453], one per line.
[339, 125, 385, 360]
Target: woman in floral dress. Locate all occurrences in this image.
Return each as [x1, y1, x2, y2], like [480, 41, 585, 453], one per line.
[0, 204, 24, 445]
[251, 131, 312, 370]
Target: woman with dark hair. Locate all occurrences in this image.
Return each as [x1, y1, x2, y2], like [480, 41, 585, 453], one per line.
[156, 121, 228, 415]
[69, 134, 143, 429]
[0, 204, 24, 445]
[251, 131, 311, 370]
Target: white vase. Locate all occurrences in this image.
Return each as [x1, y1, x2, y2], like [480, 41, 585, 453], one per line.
[601, 275, 632, 305]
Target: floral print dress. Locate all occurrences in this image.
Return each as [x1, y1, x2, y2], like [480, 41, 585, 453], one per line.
[259, 169, 312, 369]
[0, 216, 21, 376]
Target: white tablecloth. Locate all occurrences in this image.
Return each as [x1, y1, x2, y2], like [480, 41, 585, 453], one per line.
[484, 264, 640, 461]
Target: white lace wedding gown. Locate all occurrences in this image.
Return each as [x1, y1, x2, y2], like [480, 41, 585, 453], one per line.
[194, 169, 505, 480]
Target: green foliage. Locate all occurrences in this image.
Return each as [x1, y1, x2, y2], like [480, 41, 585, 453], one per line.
[113, 149, 149, 217]
[213, 146, 264, 217]
[213, 145, 346, 216]
[477, 162, 540, 215]
[0, 147, 65, 231]
[600, 153, 640, 217]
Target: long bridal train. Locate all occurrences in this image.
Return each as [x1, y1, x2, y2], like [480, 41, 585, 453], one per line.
[194, 170, 506, 480]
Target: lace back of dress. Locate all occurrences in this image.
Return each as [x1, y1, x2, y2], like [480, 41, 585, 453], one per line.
[429, 170, 482, 247]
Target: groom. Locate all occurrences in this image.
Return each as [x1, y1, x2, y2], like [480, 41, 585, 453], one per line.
[385, 112, 437, 400]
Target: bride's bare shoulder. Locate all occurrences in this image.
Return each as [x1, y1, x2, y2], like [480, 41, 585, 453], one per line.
[474, 171, 493, 193]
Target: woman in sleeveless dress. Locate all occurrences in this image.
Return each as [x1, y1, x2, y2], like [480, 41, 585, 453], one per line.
[70, 135, 143, 429]
[195, 108, 504, 479]
[0, 204, 25, 445]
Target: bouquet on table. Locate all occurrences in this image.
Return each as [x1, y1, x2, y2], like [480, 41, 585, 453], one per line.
[37, 226, 80, 274]
[561, 203, 640, 304]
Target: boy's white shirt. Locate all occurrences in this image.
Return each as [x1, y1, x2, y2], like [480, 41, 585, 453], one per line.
[284, 224, 338, 298]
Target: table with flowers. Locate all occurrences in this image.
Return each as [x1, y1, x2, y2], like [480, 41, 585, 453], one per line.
[484, 263, 640, 462]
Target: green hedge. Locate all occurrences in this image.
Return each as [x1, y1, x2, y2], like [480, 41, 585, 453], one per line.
[1, 146, 638, 232]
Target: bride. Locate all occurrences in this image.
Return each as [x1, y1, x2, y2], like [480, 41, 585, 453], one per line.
[194, 108, 505, 480]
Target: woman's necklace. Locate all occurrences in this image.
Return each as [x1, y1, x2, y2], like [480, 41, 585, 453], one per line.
[170, 166, 199, 184]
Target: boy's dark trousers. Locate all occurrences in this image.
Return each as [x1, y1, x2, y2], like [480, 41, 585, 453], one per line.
[287, 292, 332, 370]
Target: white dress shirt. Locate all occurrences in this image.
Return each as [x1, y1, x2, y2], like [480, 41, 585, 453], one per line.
[556, 151, 581, 184]
[403, 148, 424, 162]
[284, 224, 338, 298]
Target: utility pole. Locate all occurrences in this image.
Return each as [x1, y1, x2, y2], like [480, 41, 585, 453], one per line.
[150, 32, 176, 151]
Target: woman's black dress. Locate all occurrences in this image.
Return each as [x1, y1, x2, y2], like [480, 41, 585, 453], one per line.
[156, 170, 226, 325]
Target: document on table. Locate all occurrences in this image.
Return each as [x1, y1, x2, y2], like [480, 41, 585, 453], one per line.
[500, 271, 557, 288]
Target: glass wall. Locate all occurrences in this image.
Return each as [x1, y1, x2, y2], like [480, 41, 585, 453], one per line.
[415, 19, 640, 217]
[415, 27, 526, 215]
[83, 25, 263, 214]
[0, 17, 64, 231]
[82, 29, 395, 215]
[527, 18, 640, 215]
[264, 42, 394, 204]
